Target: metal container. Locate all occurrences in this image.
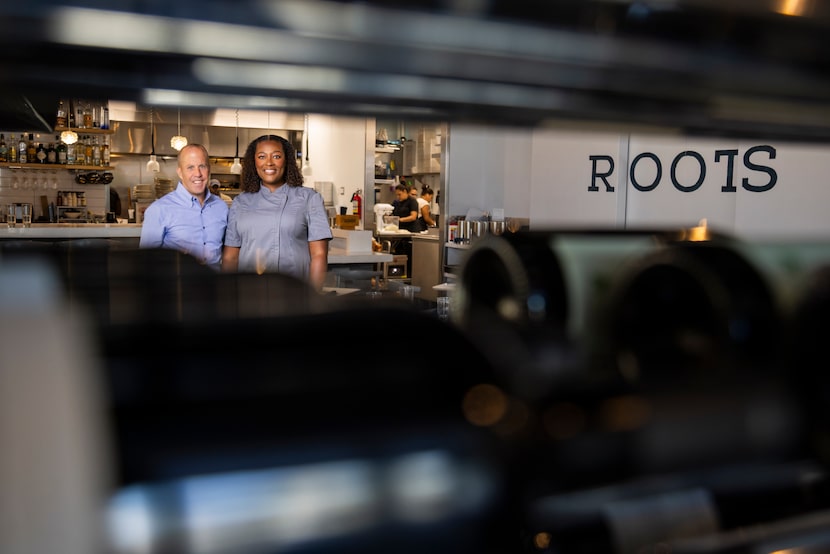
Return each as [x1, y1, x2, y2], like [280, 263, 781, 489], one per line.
[469, 220, 488, 240]
[489, 220, 506, 235]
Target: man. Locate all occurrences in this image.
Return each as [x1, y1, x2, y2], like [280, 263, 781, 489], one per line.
[139, 144, 229, 269]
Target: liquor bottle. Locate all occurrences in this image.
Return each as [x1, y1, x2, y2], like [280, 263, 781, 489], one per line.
[66, 140, 76, 165]
[82, 105, 93, 129]
[56, 99, 67, 128]
[101, 136, 110, 166]
[84, 135, 93, 165]
[8, 135, 17, 162]
[68, 100, 76, 128]
[92, 136, 102, 166]
[57, 137, 68, 164]
[36, 142, 47, 164]
[0, 133, 7, 163]
[18, 133, 27, 163]
[46, 140, 57, 164]
[27, 134, 37, 163]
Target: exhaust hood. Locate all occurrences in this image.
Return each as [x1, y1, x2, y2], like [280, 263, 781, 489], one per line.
[108, 106, 304, 157]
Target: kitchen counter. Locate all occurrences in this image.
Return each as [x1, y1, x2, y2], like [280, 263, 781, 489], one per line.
[1, 224, 393, 264]
[1, 223, 143, 239]
[328, 248, 392, 264]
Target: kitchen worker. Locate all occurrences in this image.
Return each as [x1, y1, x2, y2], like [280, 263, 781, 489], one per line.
[391, 183, 419, 232]
[139, 143, 228, 269]
[210, 179, 233, 205]
[222, 134, 332, 291]
[414, 185, 436, 229]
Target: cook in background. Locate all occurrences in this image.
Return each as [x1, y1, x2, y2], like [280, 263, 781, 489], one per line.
[139, 143, 228, 270]
[392, 183, 419, 232]
[415, 185, 436, 229]
[209, 179, 233, 205]
[222, 134, 332, 291]
[390, 183, 420, 276]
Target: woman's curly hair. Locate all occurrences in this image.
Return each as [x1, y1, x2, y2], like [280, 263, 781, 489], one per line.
[240, 134, 303, 193]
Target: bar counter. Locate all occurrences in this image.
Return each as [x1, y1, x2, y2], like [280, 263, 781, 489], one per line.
[1, 223, 143, 239]
[0, 223, 393, 264]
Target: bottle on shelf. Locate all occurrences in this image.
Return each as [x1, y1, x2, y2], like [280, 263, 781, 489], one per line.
[0, 133, 7, 163]
[56, 136, 67, 164]
[66, 140, 76, 164]
[92, 136, 102, 166]
[36, 141, 46, 164]
[82, 104, 93, 129]
[47, 140, 57, 164]
[102, 136, 110, 166]
[18, 133, 27, 164]
[84, 135, 93, 165]
[56, 99, 67, 128]
[8, 135, 17, 163]
[27, 134, 37, 163]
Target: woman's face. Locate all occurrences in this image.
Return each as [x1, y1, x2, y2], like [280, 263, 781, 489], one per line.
[254, 140, 286, 188]
[395, 188, 409, 202]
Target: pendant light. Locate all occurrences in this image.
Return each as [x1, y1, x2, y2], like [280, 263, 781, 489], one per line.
[170, 107, 188, 151]
[230, 108, 242, 174]
[60, 99, 78, 145]
[146, 107, 160, 172]
[302, 113, 312, 177]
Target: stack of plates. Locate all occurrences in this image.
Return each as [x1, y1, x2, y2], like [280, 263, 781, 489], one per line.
[154, 178, 174, 198]
[133, 184, 156, 202]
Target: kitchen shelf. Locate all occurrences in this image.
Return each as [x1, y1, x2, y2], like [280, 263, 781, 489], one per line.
[374, 178, 396, 185]
[0, 163, 114, 171]
[446, 241, 471, 250]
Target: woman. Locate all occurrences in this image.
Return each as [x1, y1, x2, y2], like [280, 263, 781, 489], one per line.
[415, 185, 436, 229]
[222, 135, 332, 290]
[392, 183, 419, 232]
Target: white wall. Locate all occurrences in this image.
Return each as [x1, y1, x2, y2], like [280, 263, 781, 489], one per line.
[306, 114, 367, 213]
[448, 123, 830, 241]
[446, 123, 532, 220]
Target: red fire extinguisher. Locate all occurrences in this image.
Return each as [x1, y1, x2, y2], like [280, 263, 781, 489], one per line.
[351, 189, 362, 219]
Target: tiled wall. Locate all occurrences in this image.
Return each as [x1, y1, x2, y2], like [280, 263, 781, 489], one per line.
[0, 168, 108, 221]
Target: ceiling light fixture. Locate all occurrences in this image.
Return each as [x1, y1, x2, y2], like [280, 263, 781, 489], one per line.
[230, 108, 242, 174]
[170, 107, 188, 151]
[60, 100, 78, 145]
[146, 107, 160, 172]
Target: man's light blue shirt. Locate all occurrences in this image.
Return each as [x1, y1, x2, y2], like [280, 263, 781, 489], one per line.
[139, 183, 229, 268]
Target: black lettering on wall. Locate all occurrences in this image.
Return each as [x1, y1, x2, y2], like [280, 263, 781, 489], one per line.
[670, 151, 706, 192]
[743, 145, 777, 192]
[714, 149, 739, 192]
[630, 152, 661, 192]
[589, 155, 615, 191]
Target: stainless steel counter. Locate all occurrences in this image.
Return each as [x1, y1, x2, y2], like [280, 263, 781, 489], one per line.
[1, 224, 393, 264]
[1, 223, 143, 239]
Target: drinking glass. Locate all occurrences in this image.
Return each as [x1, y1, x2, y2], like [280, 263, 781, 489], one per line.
[437, 296, 451, 321]
[21, 204, 31, 228]
[7, 204, 16, 228]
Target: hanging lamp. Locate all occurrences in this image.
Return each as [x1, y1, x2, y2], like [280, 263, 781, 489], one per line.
[146, 107, 160, 172]
[230, 108, 242, 174]
[302, 113, 312, 177]
[170, 107, 188, 151]
[60, 99, 78, 145]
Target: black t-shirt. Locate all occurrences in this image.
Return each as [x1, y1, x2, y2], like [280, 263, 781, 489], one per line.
[392, 196, 420, 232]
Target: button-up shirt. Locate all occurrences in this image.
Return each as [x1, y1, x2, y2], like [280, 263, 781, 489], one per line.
[139, 183, 229, 269]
